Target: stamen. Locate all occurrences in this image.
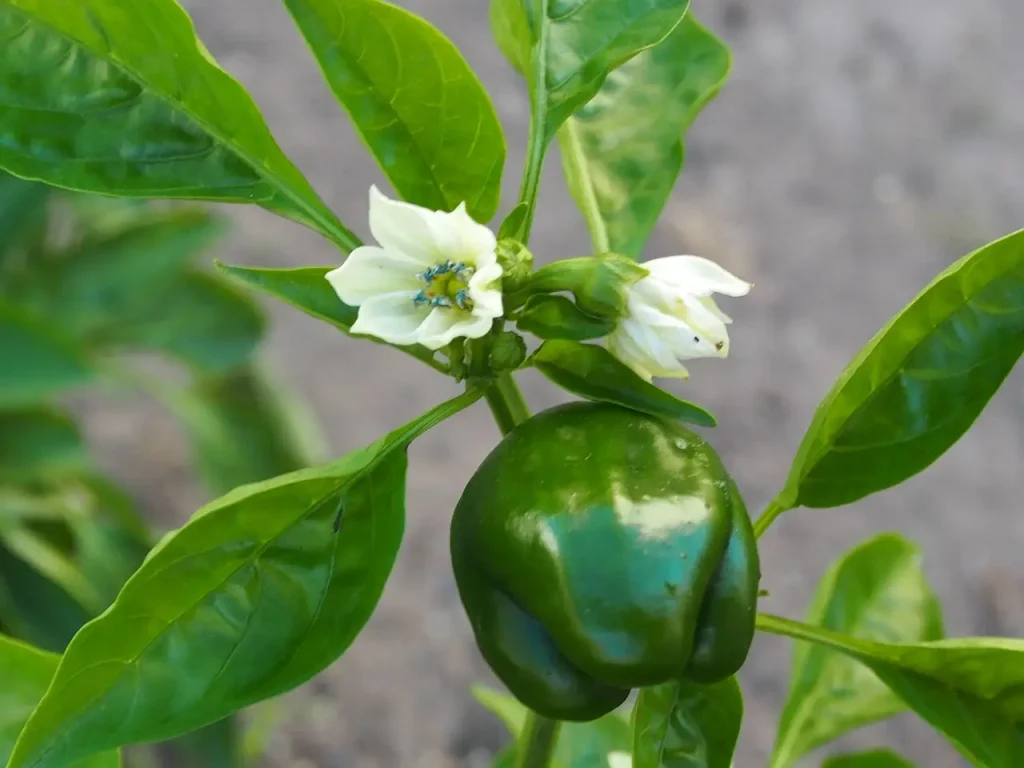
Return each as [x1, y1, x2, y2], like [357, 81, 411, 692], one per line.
[413, 260, 475, 311]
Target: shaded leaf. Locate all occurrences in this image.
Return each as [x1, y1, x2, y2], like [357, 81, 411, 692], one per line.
[822, 749, 917, 768]
[532, 340, 716, 427]
[776, 228, 1024, 512]
[0, 542, 91, 653]
[283, 0, 505, 221]
[0, 303, 93, 407]
[7, 389, 481, 767]
[0, 1, 354, 248]
[759, 614, 1024, 768]
[24, 208, 225, 337]
[633, 677, 742, 768]
[0, 172, 48, 260]
[101, 270, 264, 373]
[771, 534, 943, 768]
[0, 408, 88, 483]
[559, 16, 730, 256]
[171, 365, 318, 495]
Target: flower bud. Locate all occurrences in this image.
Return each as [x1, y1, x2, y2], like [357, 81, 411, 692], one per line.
[496, 239, 533, 293]
[489, 330, 527, 374]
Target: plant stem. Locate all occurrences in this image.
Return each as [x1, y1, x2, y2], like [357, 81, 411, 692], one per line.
[516, 0, 551, 244]
[482, 374, 560, 768]
[755, 612, 877, 657]
[752, 498, 790, 539]
[484, 374, 531, 434]
[514, 711, 561, 768]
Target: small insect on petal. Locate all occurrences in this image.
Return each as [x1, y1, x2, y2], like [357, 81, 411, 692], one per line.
[606, 254, 749, 380]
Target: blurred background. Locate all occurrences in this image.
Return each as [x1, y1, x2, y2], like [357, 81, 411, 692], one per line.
[55, 0, 1024, 765]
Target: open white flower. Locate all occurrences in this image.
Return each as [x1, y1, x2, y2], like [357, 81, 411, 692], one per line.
[326, 186, 503, 351]
[607, 255, 751, 381]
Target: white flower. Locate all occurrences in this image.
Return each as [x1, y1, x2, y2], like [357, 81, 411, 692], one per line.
[607, 255, 751, 381]
[326, 186, 503, 351]
[607, 751, 632, 768]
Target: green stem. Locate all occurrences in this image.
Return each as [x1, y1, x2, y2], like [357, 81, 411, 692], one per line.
[755, 613, 877, 657]
[484, 374, 531, 434]
[514, 710, 561, 768]
[517, 0, 551, 244]
[753, 498, 790, 539]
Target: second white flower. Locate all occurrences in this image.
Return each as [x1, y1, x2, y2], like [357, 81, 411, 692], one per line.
[607, 255, 751, 381]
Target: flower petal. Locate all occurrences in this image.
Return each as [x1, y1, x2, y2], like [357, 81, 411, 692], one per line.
[644, 255, 752, 297]
[608, 326, 690, 381]
[607, 331, 655, 382]
[368, 186, 442, 266]
[679, 295, 731, 357]
[468, 262, 504, 318]
[326, 245, 424, 306]
[700, 295, 733, 324]
[416, 308, 492, 350]
[350, 290, 429, 346]
[432, 202, 498, 264]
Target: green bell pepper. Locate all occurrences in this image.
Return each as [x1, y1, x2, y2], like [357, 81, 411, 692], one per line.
[451, 401, 759, 721]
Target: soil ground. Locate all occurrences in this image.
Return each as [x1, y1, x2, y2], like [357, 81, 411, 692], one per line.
[82, 1, 1024, 765]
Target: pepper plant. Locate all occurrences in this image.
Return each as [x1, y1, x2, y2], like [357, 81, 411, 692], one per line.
[1, 1, 1023, 767]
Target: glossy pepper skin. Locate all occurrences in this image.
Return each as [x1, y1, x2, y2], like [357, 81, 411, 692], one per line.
[451, 401, 759, 721]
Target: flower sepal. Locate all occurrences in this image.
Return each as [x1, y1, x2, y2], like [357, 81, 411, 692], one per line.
[508, 253, 648, 320]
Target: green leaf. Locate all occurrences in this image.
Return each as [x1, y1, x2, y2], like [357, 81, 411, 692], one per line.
[498, 203, 530, 241]
[0, 172, 48, 259]
[491, 0, 689, 143]
[282, 0, 505, 222]
[100, 271, 265, 373]
[0, 541, 91, 652]
[6, 388, 482, 768]
[633, 677, 743, 768]
[0, 303, 93, 407]
[0, 1, 356, 249]
[559, 16, 730, 256]
[759, 614, 1024, 768]
[822, 749, 917, 768]
[516, 295, 615, 341]
[0, 408, 88, 483]
[216, 264, 357, 331]
[170, 365, 316, 495]
[532, 340, 716, 427]
[23, 208, 226, 337]
[770, 534, 944, 768]
[0, 634, 120, 768]
[216, 262, 440, 370]
[473, 685, 630, 767]
[0, 524, 106, 621]
[0, 477, 149, 651]
[776, 228, 1024, 512]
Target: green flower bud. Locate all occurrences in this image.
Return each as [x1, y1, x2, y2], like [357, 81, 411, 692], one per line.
[489, 330, 528, 374]
[514, 254, 648, 321]
[496, 239, 534, 293]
